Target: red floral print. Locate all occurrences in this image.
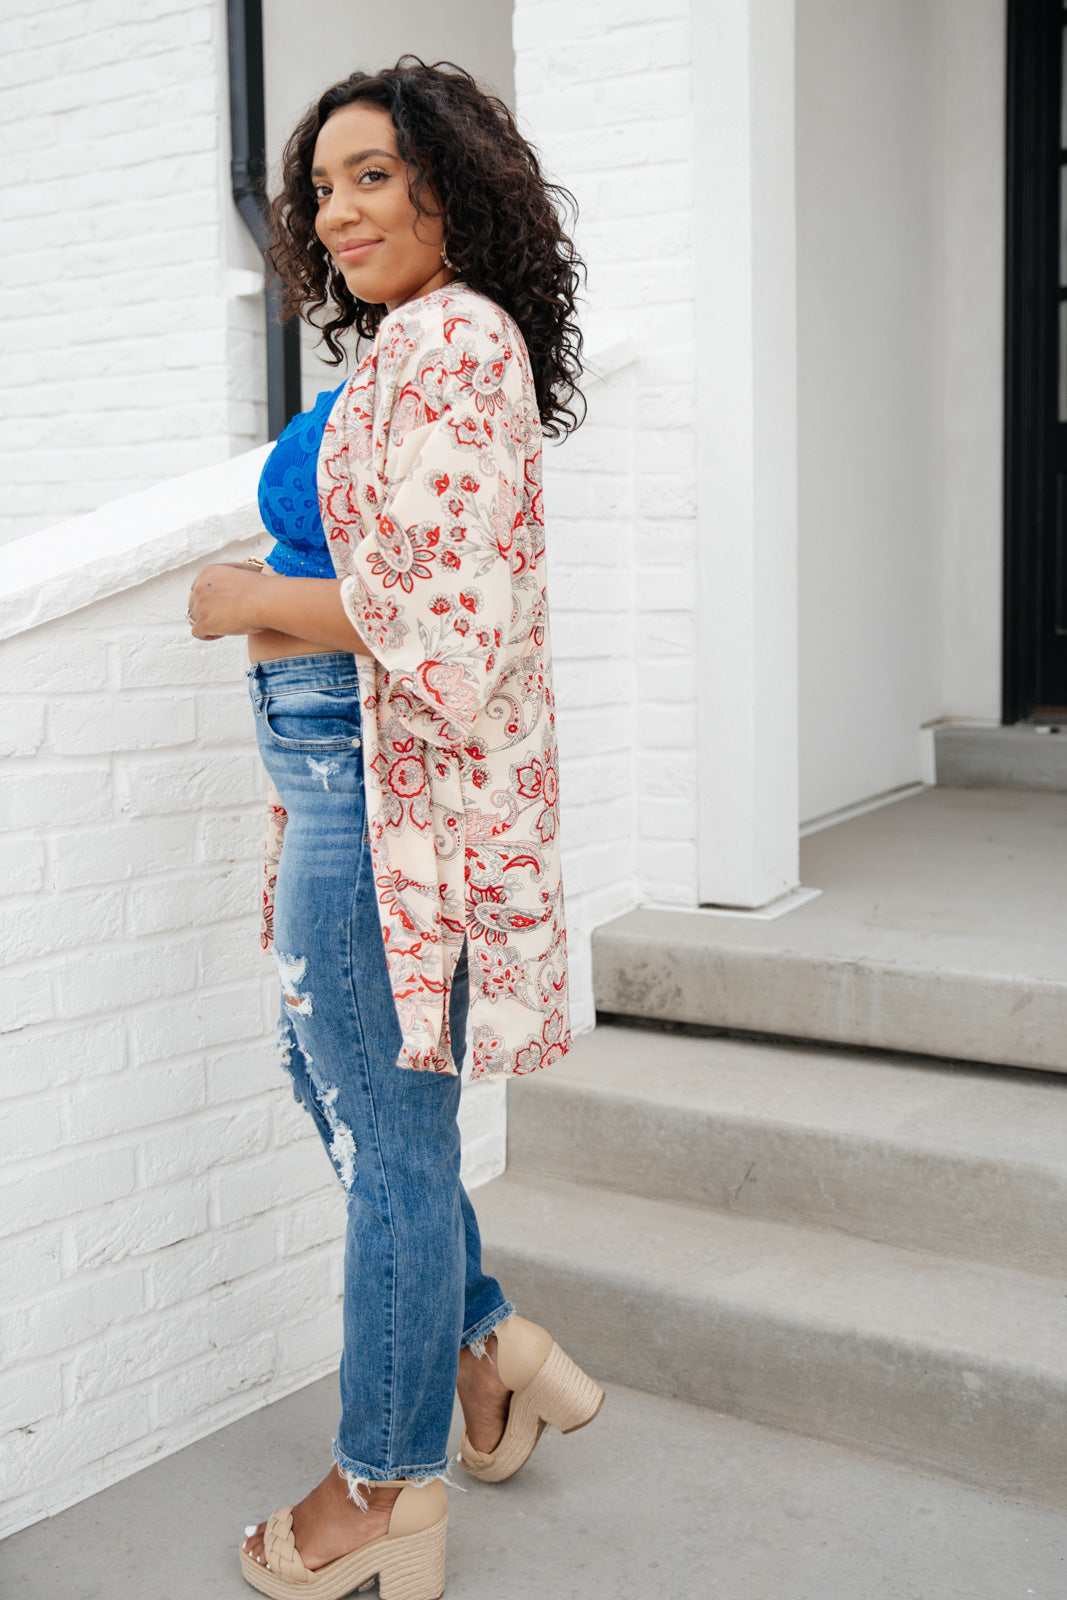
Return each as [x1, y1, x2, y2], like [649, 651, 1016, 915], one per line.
[264, 286, 572, 1078]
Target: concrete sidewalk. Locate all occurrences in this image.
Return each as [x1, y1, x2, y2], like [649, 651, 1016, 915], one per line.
[2, 1374, 1063, 1600]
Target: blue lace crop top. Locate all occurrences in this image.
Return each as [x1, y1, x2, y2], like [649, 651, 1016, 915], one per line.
[258, 380, 346, 578]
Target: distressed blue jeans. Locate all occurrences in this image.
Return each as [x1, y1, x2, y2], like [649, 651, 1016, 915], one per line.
[247, 652, 513, 1490]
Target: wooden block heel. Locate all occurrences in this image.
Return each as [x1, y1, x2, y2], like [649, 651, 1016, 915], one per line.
[377, 1512, 447, 1600]
[534, 1342, 607, 1434]
[458, 1315, 605, 1484]
[238, 1480, 447, 1600]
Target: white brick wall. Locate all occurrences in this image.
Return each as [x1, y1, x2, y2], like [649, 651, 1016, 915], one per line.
[0, 0, 266, 546]
[0, 469, 504, 1538]
[0, 0, 707, 1533]
[515, 0, 701, 948]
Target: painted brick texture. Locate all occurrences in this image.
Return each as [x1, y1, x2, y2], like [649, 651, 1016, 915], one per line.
[515, 0, 701, 942]
[0, 0, 706, 1537]
[0, 537, 504, 1537]
[0, 0, 266, 545]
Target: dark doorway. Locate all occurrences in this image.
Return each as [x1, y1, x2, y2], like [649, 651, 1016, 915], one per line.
[1004, 0, 1067, 720]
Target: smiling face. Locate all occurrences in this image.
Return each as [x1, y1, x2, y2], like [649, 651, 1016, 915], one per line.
[311, 102, 453, 313]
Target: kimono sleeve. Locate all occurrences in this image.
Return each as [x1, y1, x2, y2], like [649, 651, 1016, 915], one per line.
[337, 316, 529, 749]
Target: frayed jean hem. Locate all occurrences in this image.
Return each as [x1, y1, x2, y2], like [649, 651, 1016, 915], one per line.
[460, 1300, 515, 1360]
[331, 1442, 453, 1509]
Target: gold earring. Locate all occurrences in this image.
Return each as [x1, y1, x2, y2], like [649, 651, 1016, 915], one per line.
[440, 243, 456, 271]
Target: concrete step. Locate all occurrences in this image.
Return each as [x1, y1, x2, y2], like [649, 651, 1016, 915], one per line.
[935, 721, 1067, 791]
[474, 1170, 1067, 1508]
[506, 1026, 1067, 1277]
[592, 787, 1067, 1073]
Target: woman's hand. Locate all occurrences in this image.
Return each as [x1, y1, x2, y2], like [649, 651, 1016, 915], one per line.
[187, 563, 373, 658]
[187, 564, 267, 640]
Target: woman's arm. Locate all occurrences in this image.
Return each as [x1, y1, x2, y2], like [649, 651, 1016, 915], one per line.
[187, 565, 374, 660]
[327, 310, 527, 748]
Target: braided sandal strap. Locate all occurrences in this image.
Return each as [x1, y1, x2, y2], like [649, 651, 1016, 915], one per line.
[262, 1508, 312, 1584]
[457, 1430, 497, 1473]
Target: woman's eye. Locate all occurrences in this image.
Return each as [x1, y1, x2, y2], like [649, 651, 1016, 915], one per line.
[358, 168, 387, 185]
[313, 183, 331, 201]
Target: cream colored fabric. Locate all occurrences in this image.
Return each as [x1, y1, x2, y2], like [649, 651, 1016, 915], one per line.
[261, 285, 570, 1081]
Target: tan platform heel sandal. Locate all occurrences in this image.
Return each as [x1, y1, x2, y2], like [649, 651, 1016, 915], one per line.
[457, 1314, 605, 1483]
[238, 1478, 447, 1600]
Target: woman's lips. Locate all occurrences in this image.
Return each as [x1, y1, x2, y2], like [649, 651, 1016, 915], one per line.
[337, 239, 380, 262]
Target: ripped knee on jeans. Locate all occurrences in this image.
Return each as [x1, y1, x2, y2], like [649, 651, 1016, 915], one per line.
[314, 1080, 357, 1191]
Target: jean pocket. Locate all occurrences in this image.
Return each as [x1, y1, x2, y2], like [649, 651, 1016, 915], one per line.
[262, 686, 363, 752]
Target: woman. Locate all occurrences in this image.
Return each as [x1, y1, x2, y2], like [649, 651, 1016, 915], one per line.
[187, 58, 601, 1600]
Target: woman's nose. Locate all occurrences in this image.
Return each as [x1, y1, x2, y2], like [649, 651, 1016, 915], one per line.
[323, 186, 360, 232]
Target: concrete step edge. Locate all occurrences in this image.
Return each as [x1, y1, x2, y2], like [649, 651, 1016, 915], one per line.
[504, 1028, 1067, 1277]
[591, 911, 1067, 1073]
[935, 723, 1067, 792]
[475, 1172, 1067, 1507]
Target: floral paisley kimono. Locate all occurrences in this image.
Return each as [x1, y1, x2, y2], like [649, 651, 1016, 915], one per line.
[261, 285, 570, 1081]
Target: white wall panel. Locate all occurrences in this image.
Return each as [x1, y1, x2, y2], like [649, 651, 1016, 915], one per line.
[795, 0, 1007, 822]
[796, 0, 939, 822]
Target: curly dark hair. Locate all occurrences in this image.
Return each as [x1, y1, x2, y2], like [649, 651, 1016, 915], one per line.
[268, 57, 586, 437]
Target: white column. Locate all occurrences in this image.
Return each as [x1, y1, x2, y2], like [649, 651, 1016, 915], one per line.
[692, 0, 800, 907]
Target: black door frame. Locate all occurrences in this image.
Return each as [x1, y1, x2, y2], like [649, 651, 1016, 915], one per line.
[1003, 0, 1064, 721]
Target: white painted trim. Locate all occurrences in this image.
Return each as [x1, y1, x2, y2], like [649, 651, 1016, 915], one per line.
[581, 325, 640, 385]
[226, 268, 266, 299]
[922, 716, 1001, 730]
[650, 884, 822, 920]
[693, 0, 800, 908]
[799, 781, 928, 837]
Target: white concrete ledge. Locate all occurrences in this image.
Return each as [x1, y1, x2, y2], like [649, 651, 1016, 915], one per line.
[0, 319, 636, 645]
[0, 445, 272, 641]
